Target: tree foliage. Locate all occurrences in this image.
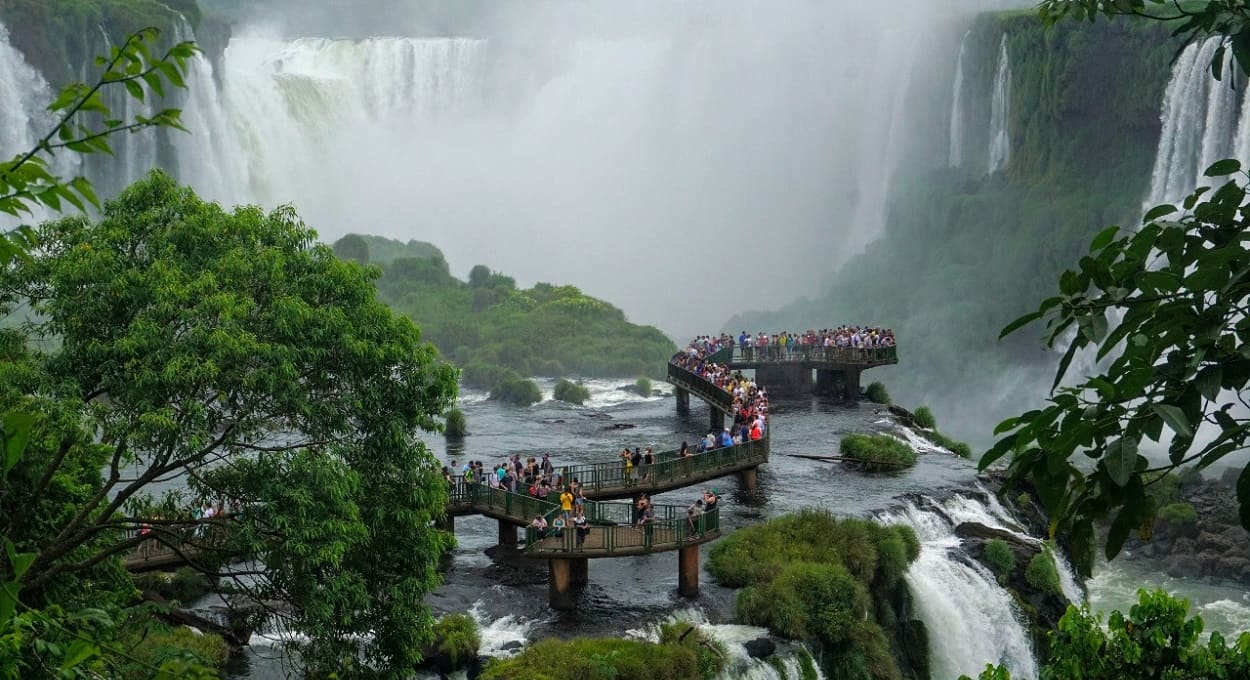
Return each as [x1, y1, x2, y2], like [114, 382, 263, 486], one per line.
[1, 172, 458, 676]
[962, 589, 1250, 679]
[988, 161, 1250, 573]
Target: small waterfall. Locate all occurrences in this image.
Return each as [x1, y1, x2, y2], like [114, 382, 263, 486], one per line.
[878, 493, 1044, 680]
[987, 34, 1012, 174]
[629, 608, 826, 680]
[1146, 36, 1245, 207]
[467, 600, 536, 658]
[949, 30, 970, 168]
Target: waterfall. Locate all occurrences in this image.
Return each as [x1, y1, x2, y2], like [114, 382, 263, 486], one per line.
[1146, 36, 1246, 208]
[878, 492, 1056, 680]
[628, 608, 826, 680]
[949, 30, 970, 168]
[987, 34, 1012, 174]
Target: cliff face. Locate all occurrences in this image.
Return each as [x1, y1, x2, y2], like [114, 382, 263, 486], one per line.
[0, 0, 225, 86]
[728, 13, 1182, 446]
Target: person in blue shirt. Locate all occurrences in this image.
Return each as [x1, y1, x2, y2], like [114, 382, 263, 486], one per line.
[719, 428, 733, 448]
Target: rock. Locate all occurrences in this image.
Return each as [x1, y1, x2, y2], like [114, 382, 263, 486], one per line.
[500, 641, 523, 652]
[1198, 531, 1234, 554]
[1165, 555, 1202, 579]
[1217, 556, 1250, 577]
[743, 637, 776, 659]
[602, 423, 636, 430]
[1220, 467, 1241, 488]
[1172, 537, 1196, 555]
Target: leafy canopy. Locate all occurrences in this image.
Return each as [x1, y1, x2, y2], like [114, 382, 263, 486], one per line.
[2, 171, 458, 676]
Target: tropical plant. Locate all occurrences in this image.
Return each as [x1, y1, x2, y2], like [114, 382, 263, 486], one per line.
[553, 379, 591, 405]
[1025, 552, 1061, 598]
[445, 408, 468, 437]
[840, 434, 917, 471]
[913, 406, 937, 429]
[490, 374, 543, 406]
[865, 382, 891, 404]
[984, 539, 1015, 582]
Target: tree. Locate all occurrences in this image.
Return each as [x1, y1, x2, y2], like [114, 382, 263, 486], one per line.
[989, 9, 1250, 575]
[0, 172, 459, 675]
[333, 233, 371, 264]
[1039, 1, 1250, 80]
[960, 589, 1250, 679]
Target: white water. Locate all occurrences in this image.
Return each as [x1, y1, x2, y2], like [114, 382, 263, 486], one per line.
[879, 494, 1042, 680]
[949, 30, 970, 168]
[628, 608, 825, 680]
[0, 5, 958, 333]
[987, 34, 1012, 174]
[1147, 36, 1247, 208]
[467, 600, 537, 658]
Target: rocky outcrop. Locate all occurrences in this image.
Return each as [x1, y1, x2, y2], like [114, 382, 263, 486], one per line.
[956, 521, 1070, 660]
[744, 637, 776, 659]
[1121, 474, 1250, 585]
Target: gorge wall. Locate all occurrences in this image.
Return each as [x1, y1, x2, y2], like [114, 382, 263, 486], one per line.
[728, 12, 1184, 447]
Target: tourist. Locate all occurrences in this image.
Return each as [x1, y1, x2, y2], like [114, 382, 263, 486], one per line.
[620, 447, 634, 485]
[530, 514, 548, 539]
[679, 441, 690, 457]
[703, 490, 719, 511]
[719, 428, 733, 448]
[574, 486, 586, 510]
[551, 514, 566, 538]
[541, 452, 554, 477]
[573, 508, 589, 550]
[686, 499, 704, 536]
[634, 494, 650, 528]
[560, 486, 574, 520]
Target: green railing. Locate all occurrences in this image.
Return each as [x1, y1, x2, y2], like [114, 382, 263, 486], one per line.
[523, 502, 720, 556]
[556, 435, 768, 496]
[667, 362, 735, 412]
[731, 344, 898, 365]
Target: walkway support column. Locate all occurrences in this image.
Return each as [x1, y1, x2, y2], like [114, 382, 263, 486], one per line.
[498, 520, 516, 546]
[815, 369, 835, 396]
[844, 368, 862, 401]
[571, 557, 589, 587]
[738, 466, 758, 492]
[675, 387, 690, 414]
[549, 559, 576, 610]
[678, 545, 700, 598]
[709, 409, 724, 433]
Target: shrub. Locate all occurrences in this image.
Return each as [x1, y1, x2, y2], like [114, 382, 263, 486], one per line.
[480, 637, 705, 680]
[432, 613, 480, 670]
[116, 616, 230, 678]
[634, 376, 653, 396]
[984, 539, 1016, 582]
[1158, 502, 1197, 526]
[1025, 551, 1062, 597]
[490, 374, 543, 406]
[913, 406, 937, 429]
[462, 361, 511, 390]
[931, 431, 972, 458]
[840, 434, 917, 471]
[133, 567, 211, 604]
[865, 381, 891, 404]
[444, 407, 467, 437]
[658, 622, 728, 679]
[553, 378, 591, 405]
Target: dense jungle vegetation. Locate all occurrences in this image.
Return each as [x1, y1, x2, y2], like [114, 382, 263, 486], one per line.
[332, 234, 677, 389]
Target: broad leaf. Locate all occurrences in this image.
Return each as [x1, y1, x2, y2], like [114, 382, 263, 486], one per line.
[1151, 404, 1194, 439]
[1104, 436, 1139, 487]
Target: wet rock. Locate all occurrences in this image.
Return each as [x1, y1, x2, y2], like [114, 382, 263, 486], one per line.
[1198, 531, 1234, 554]
[1165, 555, 1201, 579]
[500, 641, 524, 652]
[744, 637, 776, 659]
[602, 423, 636, 430]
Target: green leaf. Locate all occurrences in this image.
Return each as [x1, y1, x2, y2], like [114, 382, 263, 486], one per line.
[1151, 404, 1194, 439]
[1195, 365, 1223, 401]
[2, 411, 35, 476]
[124, 79, 145, 101]
[1104, 436, 1139, 487]
[1204, 158, 1241, 177]
[1090, 225, 1119, 251]
[1106, 505, 1136, 560]
[1000, 310, 1044, 339]
[1142, 203, 1177, 223]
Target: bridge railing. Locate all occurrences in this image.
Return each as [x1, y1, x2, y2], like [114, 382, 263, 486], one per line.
[667, 362, 735, 413]
[523, 503, 720, 555]
[556, 435, 769, 496]
[731, 344, 898, 365]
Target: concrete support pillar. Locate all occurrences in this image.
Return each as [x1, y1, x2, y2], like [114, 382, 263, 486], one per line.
[498, 520, 517, 546]
[570, 557, 589, 587]
[675, 387, 690, 414]
[678, 545, 700, 598]
[815, 369, 836, 396]
[844, 369, 862, 401]
[738, 466, 758, 492]
[709, 409, 725, 433]
[756, 365, 813, 394]
[549, 559, 575, 610]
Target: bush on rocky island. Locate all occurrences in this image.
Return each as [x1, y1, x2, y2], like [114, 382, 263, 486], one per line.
[1025, 551, 1062, 598]
[554, 378, 591, 405]
[708, 511, 924, 679]
[479, 634, 725, 680]
[634, 376, 653, 397]
[865, 382, 891, 404]
[913, 406, 936, 429]
[429, 614, 480, 672]
[983, 539, 1015, 583]
[840, 434, 917, 471]
[489, 373, 543, 406]
[444, 408, 467, 437]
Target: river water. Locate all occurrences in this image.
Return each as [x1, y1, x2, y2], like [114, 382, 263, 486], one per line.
[228, 378, 1250, 679]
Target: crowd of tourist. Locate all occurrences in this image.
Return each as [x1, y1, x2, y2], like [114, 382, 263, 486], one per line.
[671, 335, 771, 439]
[733, 326, 896, 361]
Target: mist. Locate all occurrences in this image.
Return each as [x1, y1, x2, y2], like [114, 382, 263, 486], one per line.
[161, 1, 1020, 336]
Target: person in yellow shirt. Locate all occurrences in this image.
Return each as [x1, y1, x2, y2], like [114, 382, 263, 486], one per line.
[560, 486, 574, 521]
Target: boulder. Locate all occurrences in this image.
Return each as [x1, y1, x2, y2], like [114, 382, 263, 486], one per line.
[1165, 555, 1202, 579]
[743, 637, 776, 659]
[1197, 531, 1234, 554]
[500, 641, 524, 652]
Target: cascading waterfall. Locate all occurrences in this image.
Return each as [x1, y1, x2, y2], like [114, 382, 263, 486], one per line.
[949, 30, 970, 168]
[1147, 36, 1245, 207]
[987, 34, 1012, 174]
[628, 608, 826, 680]
[877, 491, 1064, 680]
